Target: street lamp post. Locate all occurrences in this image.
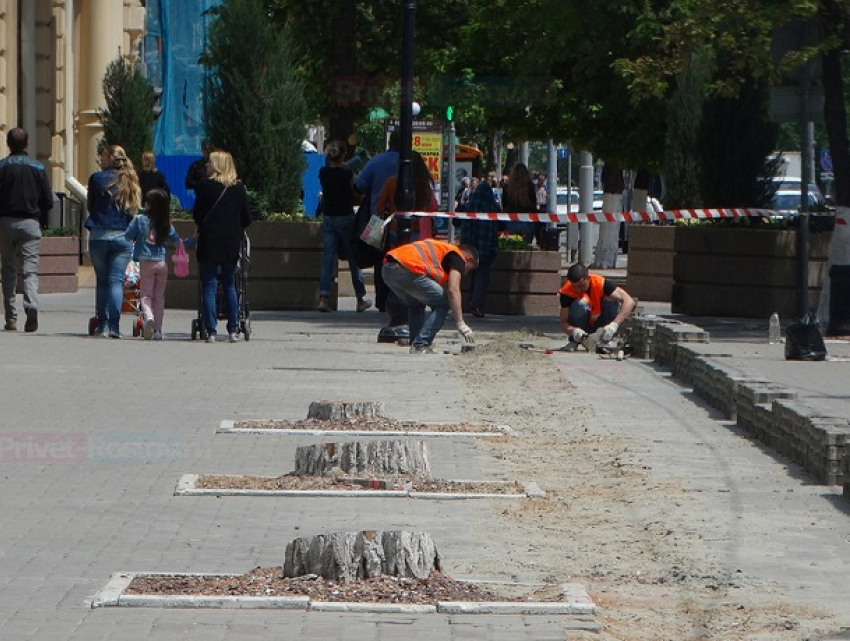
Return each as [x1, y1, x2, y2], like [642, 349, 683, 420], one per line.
[394, 0, 416, 245]
[378, 0, 416, 341]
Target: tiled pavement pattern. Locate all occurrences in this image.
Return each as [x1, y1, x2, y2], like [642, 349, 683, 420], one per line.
[1, 290, 850, 639]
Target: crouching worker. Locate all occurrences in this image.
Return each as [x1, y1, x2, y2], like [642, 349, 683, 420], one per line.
[382, 239, 478, 354]
[559, 263, 635, 350]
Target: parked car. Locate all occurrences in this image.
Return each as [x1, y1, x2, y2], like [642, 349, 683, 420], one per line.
[556, 187, 580, 215]
[770, 189, 828, 218]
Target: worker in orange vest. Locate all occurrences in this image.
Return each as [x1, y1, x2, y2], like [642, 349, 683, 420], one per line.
[382, 239, 479, 354]
[559, 263, 635, 350]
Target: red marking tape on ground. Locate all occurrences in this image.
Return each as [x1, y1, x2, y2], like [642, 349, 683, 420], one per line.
[398, 208, 777, 224]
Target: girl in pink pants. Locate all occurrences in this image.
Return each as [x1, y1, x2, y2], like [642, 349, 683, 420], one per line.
[124, 188, 190, 340]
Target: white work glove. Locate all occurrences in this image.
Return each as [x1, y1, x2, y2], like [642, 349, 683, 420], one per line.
[457, 322, 475, 344]
[570, 328, 588, 343]
[600, 322, 619, 343]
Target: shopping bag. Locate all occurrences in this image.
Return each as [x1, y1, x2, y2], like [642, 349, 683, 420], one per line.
[785, 312, 827, 361]
[360, 213, 393, 249]
[172, 239, 190, 278]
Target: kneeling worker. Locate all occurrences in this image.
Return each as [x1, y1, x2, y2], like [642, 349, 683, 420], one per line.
[382, 239, 479, 354]
[559, 263, 635, 349]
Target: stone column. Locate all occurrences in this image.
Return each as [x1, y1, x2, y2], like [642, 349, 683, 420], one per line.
[77, 0, 123, 179]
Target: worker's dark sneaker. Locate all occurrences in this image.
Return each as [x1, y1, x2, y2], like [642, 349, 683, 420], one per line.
[409, 345, 435, 354]
[356, 297, 373, 312]
[317, 297, 331, 312]
[4, 320, 16, 331]
[24, 309, 37, 333]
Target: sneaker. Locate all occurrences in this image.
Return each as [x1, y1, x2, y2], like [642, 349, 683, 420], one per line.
[205, 334, 216, 343]
[24, 308, 37, 333]
[356, 298, 373, 313]
[409, 344, 435, 354]
[471, 307, 485, 318]
[143, 317, 154, 340]
[4, 320, 16, 331]
[152, 330, 163, 341]
[228, 332, 242, 343]
[108, 330, 122, 339]
[317, 297, 331, 312]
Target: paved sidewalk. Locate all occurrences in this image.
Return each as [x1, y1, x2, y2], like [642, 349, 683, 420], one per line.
[0, 287, 848, 640]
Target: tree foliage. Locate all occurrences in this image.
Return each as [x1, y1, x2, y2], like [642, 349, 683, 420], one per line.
[98, 56, 155, 170]
[203, 0, 307, 212]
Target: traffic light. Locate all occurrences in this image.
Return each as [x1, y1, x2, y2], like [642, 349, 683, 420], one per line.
[446, 105, 454, 122]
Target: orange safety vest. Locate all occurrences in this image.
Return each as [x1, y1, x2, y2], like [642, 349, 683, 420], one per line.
[386, 239, 459, 285]
[559, 273, 607, 322]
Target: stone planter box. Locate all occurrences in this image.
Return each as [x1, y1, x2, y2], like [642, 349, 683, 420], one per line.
[464, 250, 560, 316]
[166, 221, 335, 311]
[16, 235, 79, 294]
[626, 225, 675, 302]
[672, 226, 831, 318]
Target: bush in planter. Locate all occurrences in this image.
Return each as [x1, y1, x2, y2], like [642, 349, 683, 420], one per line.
[42, 226, 78, 237]
[498, 234, 532, 251]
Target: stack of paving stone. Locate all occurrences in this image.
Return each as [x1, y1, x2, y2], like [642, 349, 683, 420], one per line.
[770, 400, 850, 486]
[628, 315, 658, 359]
[647, 324, 850, 488]
[652, 323, 711, 369]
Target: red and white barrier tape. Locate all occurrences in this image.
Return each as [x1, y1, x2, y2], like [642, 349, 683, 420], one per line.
[399, 208, 779, 224]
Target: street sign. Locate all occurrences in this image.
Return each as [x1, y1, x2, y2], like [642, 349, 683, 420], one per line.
[769, 86, 824, 123]
[820, 149, 833, 171]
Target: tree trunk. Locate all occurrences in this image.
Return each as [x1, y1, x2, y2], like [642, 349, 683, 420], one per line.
[817, 5, 850, 329]
[293, 440, 431, 478]
[593, 163, 625, 268]
[283, 530, 441, 582]
[307, 400, 385, 421]
[327, 3, 358, 144]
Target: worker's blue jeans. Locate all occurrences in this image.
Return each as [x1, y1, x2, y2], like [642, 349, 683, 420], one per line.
[381, 261, 448, 349]
[568, 299, 620, 332]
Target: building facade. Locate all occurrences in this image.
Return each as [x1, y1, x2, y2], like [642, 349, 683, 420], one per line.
[0, 0, 146, 206]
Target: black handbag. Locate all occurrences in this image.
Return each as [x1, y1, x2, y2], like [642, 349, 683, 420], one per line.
[785, 312, 827, 361]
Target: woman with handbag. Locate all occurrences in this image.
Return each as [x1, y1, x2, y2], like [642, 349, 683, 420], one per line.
[317, 140, 371, 313]
[86, 145, 141, 338]
[192, 150, 252, 343]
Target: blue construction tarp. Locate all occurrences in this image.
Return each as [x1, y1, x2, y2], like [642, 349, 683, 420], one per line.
[144, 0, 220, 157]
[144, 0, 322, 215]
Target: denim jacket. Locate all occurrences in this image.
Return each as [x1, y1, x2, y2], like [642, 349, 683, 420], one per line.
[124, 215, 182, 261]
[86, 169, 134, 230]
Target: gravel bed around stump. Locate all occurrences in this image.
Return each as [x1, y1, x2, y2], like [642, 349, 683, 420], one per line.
[233, 417, 507, 434]
[124, 569, 560, 604]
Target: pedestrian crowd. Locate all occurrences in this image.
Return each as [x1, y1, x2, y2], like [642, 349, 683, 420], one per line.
[1, 129, 633, 353]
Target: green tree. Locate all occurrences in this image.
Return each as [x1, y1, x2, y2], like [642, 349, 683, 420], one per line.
[697, 78, 781, 208]
[664, 48, 712, 209]
[98, 56, 156, 170]
[204, 0, 307, 213]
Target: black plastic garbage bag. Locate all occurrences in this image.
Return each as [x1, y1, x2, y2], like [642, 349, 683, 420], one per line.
[785, 312, 827, 361]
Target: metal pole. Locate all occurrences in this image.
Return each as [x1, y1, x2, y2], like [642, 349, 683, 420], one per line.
[447, 122, 457, 244]
[394, 0, 416, 246]
[798, 88, 813, 318]
[578, 151, 594, 265]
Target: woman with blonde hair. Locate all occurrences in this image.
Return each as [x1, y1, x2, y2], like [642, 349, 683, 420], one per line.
[139, 150, 170, 201]
[86, 144, 141, 338]
[192, 150, 252, 342]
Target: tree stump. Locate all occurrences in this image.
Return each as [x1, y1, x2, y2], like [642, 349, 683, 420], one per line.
[307, 400, 385, 421]
[293, 440, 431, 478]
[283, 530, 441, 582]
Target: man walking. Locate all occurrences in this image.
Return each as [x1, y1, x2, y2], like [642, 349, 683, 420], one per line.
[382, 238, 478, 353]
[559, 263, 635, 349]
[0, 128, 52, 332]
